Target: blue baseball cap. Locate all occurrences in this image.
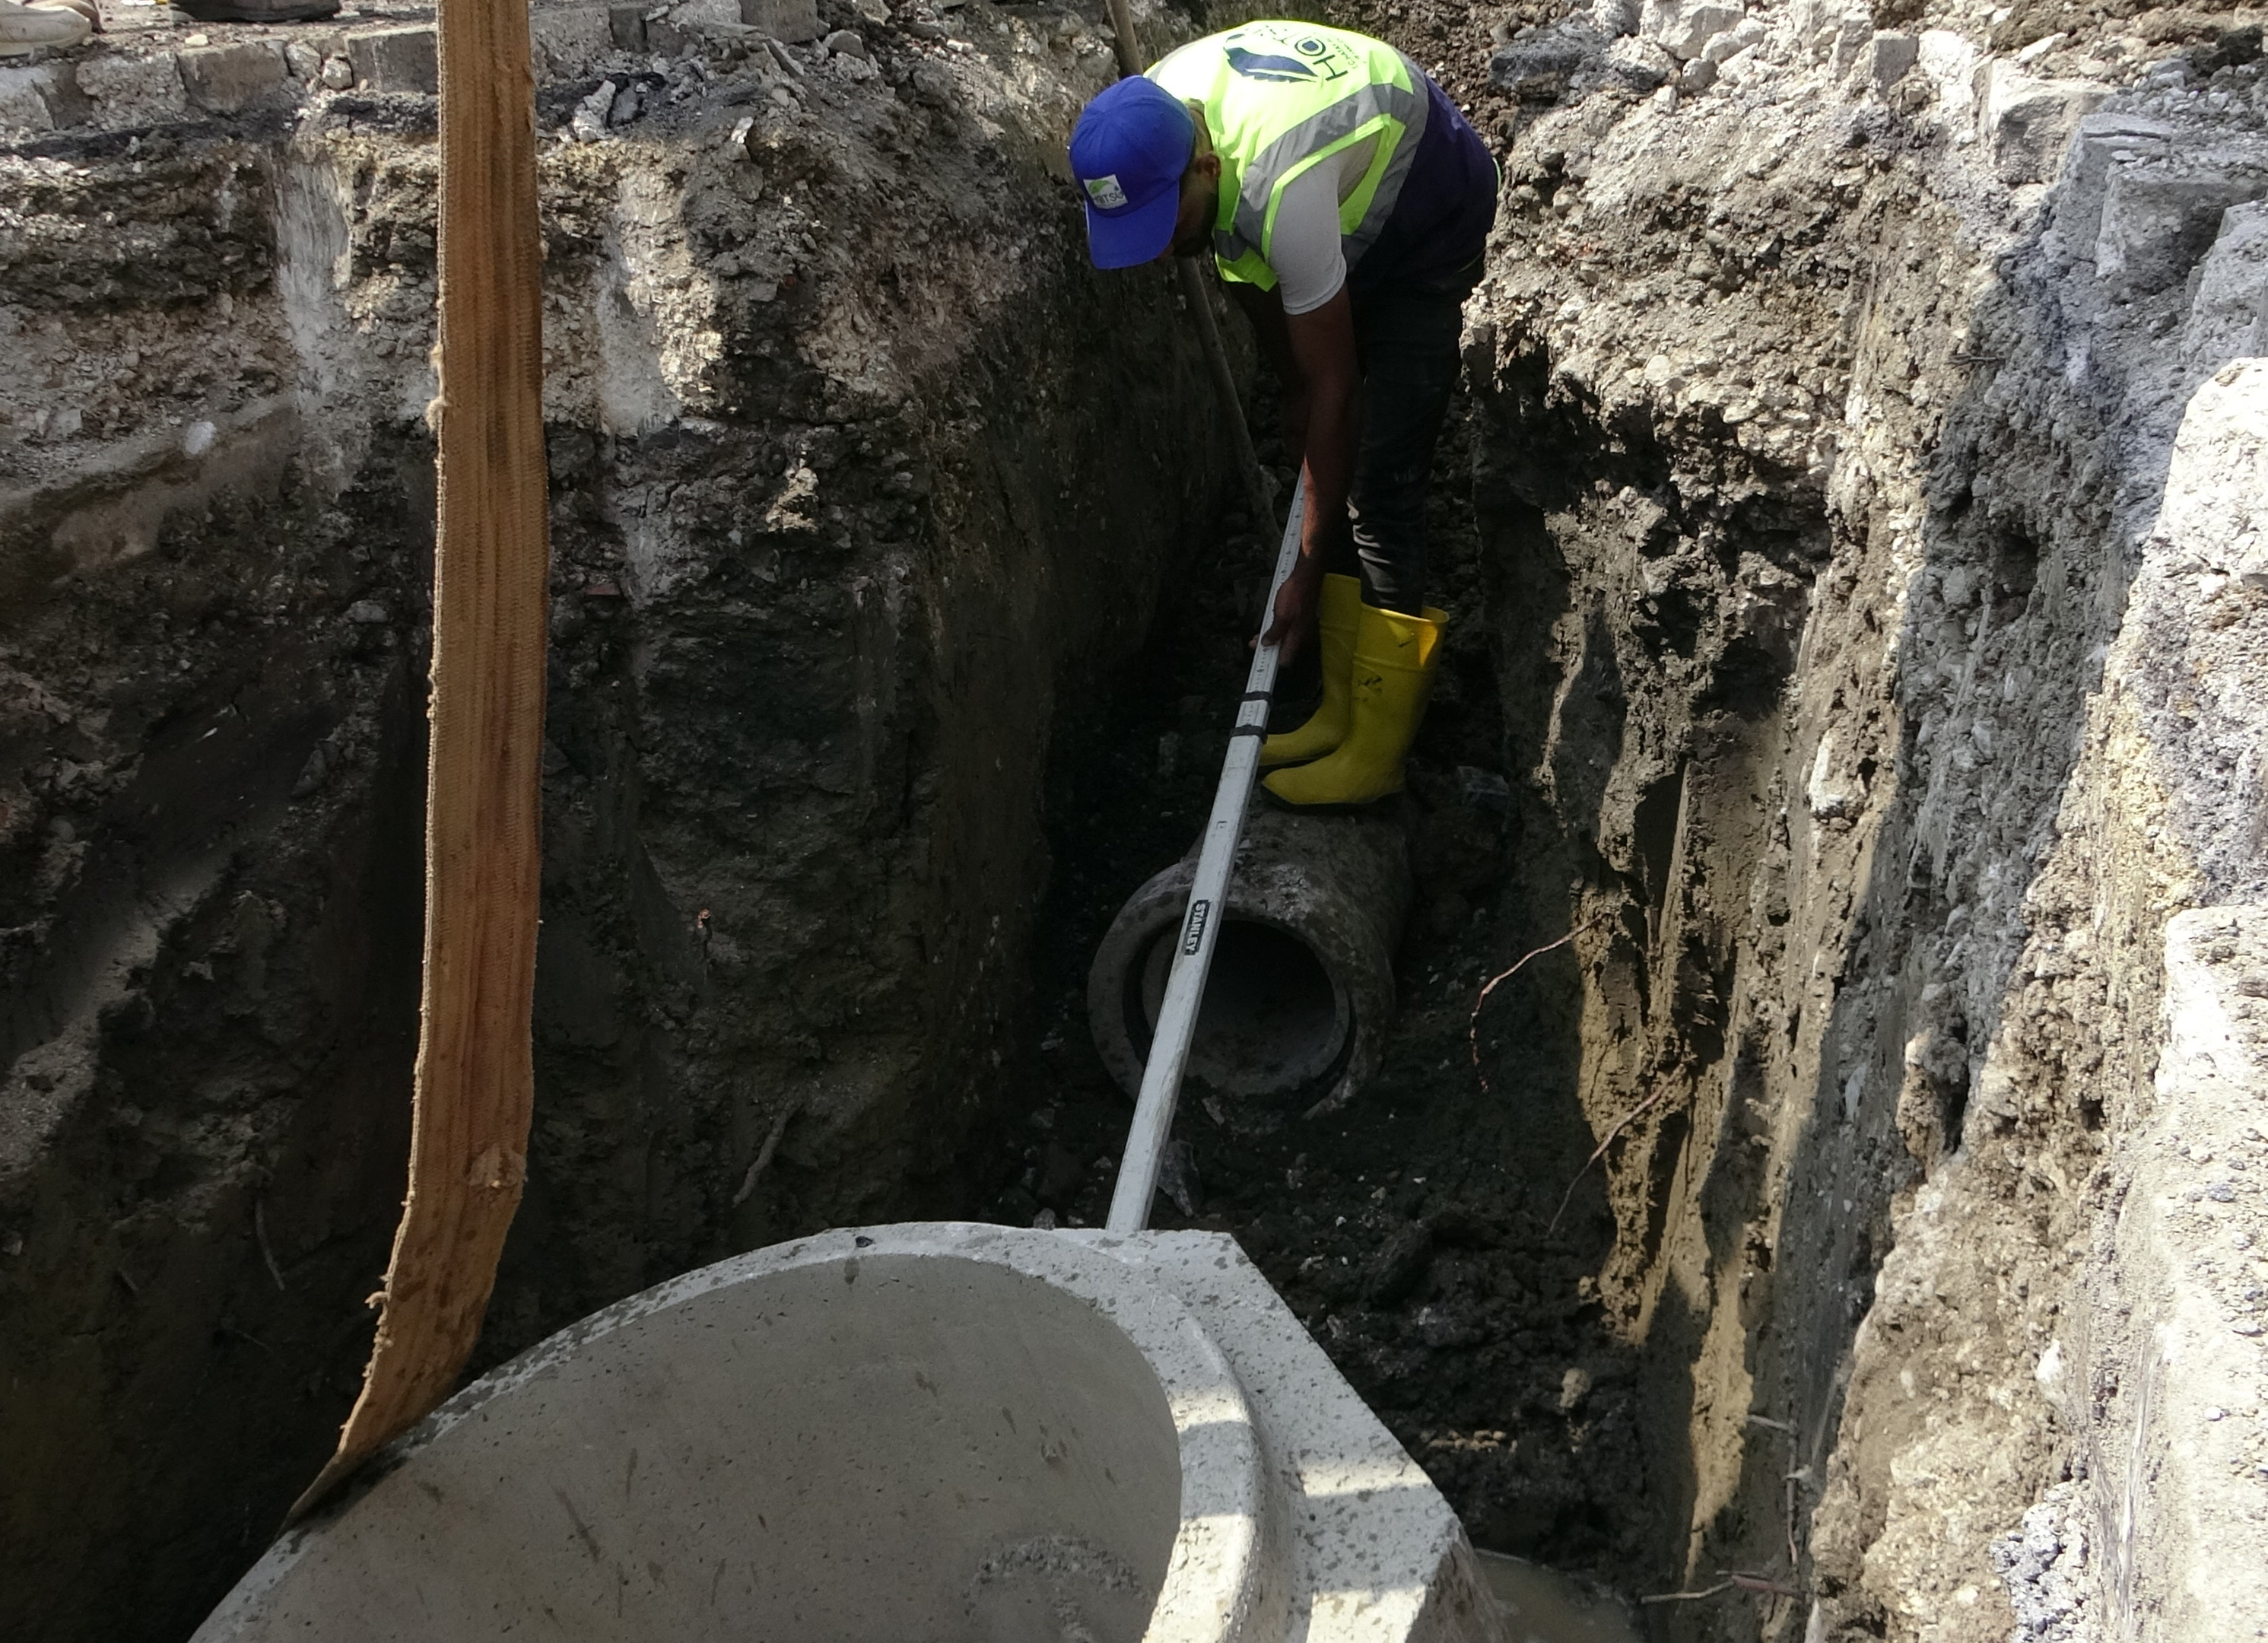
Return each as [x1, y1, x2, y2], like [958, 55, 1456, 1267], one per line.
[1069, 76, 1195, 269]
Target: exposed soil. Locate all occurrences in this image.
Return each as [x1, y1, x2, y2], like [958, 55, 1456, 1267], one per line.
[1002, 1, 2268, 1635]
[9, 0, 2268, 1637]
[2, 7, 1236, 1635]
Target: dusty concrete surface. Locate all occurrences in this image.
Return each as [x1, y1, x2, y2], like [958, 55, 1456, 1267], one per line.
[199, 1223, 1498, 1643]
[8, 0, 2268, 1635]
[0, 2, 1234, 1636]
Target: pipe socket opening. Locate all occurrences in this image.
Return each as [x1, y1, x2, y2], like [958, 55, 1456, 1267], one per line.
[1136, 918, 1348, 1096]
[1088, 810, 1412, 1115]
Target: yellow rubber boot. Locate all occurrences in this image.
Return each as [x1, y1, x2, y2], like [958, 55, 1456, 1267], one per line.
[1259, 572, 1364, 769]
[1261, 600, 1445, 808]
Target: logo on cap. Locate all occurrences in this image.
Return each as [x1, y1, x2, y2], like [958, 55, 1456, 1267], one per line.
[1084, 174, 1130, 210]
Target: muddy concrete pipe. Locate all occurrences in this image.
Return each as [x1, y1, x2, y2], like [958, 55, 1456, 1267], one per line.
[193, 1224, 1494, 1643]
[1088, 808, 1412, 1115]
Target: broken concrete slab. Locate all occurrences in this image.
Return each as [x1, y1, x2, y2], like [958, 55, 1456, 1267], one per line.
[527, 5, 611, 83]
[1974, 59, 2109, 185]
[2180, 202, 2268, 375]
[2079, 907, 2268, 1643]
[0, 64, 59, 134]
[1852, 29, 1917, 92]
[2152, 358, 2268, 597]
[344, 26, 436, 97]
[2047, 109, 2180, 256]
[1488, 22, 1607, 97]
[1701, 15, 1765, 65]
[649, 0, 740, 56]
[1600, 32, 1672, 90]
[1641, 0, 1742, 62]
[73, 49, 187, 123]
[2066, 109, 2177, 198]
[1825, 11, 1874, 76]
[178, 40, 288, 116]
[1787, 0, 1850, 58]
[2094, 147, 2268, 297]
[742, 0, 822, 43]
[1917, 27, 1978, 116]
[1590, 0, 1639, 36]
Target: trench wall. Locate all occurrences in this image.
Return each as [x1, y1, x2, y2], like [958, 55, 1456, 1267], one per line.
[0, 3, 1235, 1637]
[1448, 0, 2268, 1633]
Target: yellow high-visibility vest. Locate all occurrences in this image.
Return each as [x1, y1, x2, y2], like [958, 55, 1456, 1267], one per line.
[1148, 21, 1430, 294]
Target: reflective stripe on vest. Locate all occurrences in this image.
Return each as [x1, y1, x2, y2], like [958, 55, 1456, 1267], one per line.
[1148, 22, 1430, 292]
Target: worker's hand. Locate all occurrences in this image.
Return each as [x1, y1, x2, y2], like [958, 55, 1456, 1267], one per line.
[1262, 561, 1322, 664]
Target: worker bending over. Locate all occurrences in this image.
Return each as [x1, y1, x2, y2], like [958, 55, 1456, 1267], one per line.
[1070, 21, 1497, 807]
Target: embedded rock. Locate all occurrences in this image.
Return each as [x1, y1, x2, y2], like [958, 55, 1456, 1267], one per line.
[177, 40, 289, 115]
[344, 26, 437, 95]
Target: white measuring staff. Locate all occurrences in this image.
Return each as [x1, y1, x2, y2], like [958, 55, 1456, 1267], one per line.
[1106, 474, 1308, 1235]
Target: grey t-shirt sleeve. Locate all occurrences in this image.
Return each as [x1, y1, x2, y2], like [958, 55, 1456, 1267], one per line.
[1265, 135, 1380, 316]
[1269, 165, 1347, 316]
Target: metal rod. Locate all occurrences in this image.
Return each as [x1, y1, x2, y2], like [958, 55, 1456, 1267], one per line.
[1102, 0, 1141, 76]
[1101, 0, 1275, 529]
[1106, 476, 1306, 1235]
[1092, 0, 1297, 1235]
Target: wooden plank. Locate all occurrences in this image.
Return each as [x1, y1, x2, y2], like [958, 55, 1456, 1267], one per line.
[294, 0, 548, 1518]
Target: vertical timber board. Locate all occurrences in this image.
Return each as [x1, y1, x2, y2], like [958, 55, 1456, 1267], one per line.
[294, 0, 549, 1516]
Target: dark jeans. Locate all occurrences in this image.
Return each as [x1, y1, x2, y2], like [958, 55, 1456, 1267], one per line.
[1329, 71, 1496, 615]
[1337, 274, 1472, 615]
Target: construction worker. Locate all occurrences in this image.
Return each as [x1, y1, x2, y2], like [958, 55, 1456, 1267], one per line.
[1069, 21, 1496, 807]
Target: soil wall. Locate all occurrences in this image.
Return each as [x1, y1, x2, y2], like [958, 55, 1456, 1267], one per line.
[1419, 0, 2268, 1633]
[0, 4, 1234, 1637]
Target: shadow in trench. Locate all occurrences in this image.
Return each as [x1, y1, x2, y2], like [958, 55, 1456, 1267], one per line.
[989, 374, 1665, 1591]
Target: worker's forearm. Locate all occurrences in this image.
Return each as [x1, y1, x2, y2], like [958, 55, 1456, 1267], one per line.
[1298, 386, 1357, 565]
[1228, 281, 1297, 380]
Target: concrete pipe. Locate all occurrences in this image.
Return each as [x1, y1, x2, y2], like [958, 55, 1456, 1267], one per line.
[194, 1223, 1496, 1643]
[1088, 808, 1412, 1116]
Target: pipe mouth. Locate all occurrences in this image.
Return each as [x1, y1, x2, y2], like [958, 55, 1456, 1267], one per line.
[1132, 916, 1349, 1098]
[1088, 808, 1410, 1115]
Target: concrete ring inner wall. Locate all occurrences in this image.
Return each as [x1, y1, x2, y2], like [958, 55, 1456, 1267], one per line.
[1088, 809, 1411, 1114]
[194, 1226, 1274, 1643]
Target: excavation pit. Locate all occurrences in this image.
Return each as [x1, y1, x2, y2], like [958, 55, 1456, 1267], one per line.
[9, 0, 2268, 1637]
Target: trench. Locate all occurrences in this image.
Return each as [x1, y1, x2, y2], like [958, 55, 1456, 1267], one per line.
[984, 361, 1783, 1610]
[12, 0, 2268, 1639]
[0, 40, 1889, 1643]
